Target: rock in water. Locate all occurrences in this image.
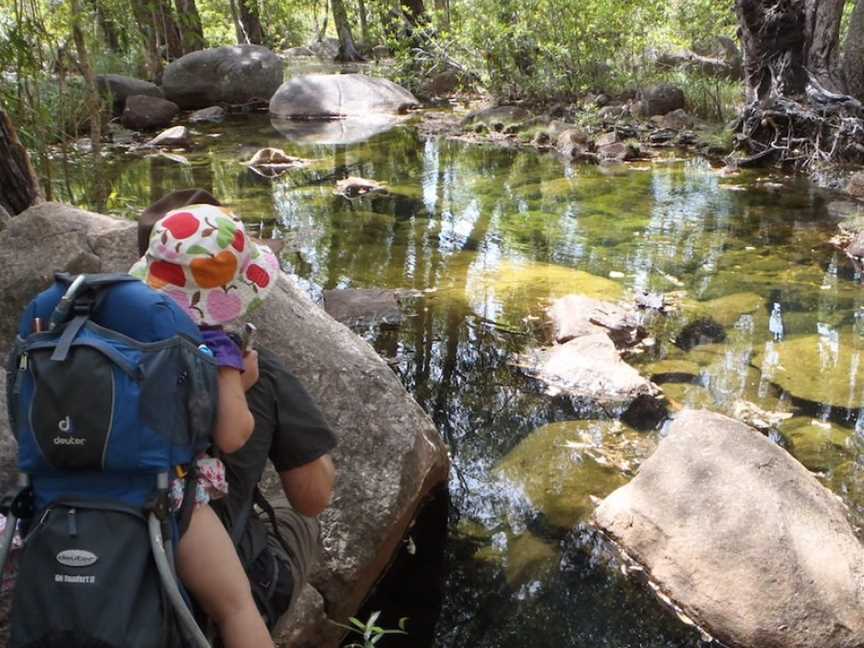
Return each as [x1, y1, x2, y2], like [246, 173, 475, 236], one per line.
[147, 126, 189, 147]
[515, 333, 663, 416]
[323, 288, 403, 328]
[188, 106, 226, 123]
[269, 74, 418, 118]
[595, 409, 864, 648]
[121, 95, 180, 131]
[334, 176, 387, 198]
[96, 74, 163, 115]
[162, 45, 284, 109]
[548, 294, 645, 348]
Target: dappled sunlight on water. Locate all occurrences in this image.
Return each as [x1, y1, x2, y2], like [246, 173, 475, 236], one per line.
[62, 114, 864, 647]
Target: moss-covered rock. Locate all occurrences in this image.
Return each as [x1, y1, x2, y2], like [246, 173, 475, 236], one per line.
[780, 417, 854, 472]
[494, 420, 656, 528]
[753, 333, 864, 408]
[684, 292, 766, 328]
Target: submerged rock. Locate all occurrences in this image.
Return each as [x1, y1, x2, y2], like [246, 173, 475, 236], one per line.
[163, 45, 284, 109]
[780, 416, 855, 472]
[674, 317, 726, 350]
[595, 409, 864, 648]
[495, 420, 655, 528]
[323, 288, 403, 328]
[548, 294, 645, 348]
[244, 147, 308, 177]
[685, 292, 766, 327]
[121, 95, 179, 131]
[753, 333, 864, 408]
[516, 333, 662, 414]
[269, 74, 418, 118]
[473, 530, 560, 588]
[640, 359, 700, 383]
[597, 141, 640, 163]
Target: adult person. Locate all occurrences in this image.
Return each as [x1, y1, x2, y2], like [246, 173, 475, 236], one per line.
[137, 189, 337, 632]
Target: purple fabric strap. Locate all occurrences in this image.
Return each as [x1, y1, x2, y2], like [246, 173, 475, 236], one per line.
[200, 327, 245, 372]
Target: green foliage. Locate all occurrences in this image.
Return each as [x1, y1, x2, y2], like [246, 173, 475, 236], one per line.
[332, 611, 409, 648]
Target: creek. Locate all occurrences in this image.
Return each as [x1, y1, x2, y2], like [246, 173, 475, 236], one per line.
[58, 113, 864, 647]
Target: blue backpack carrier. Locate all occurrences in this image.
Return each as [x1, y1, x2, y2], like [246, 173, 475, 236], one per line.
[2, 273, 219, 648]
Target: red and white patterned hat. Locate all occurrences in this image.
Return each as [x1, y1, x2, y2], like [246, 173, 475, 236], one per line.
[130, 203, 279, 326]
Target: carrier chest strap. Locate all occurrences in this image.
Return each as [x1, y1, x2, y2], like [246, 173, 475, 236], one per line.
[50, 315, 89, 362]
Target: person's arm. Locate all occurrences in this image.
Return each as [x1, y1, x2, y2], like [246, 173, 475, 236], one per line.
[213, 367, 254, 453]
[279, 454, 335, 517]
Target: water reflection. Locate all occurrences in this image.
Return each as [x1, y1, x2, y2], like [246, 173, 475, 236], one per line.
[59, 115, 864, 647]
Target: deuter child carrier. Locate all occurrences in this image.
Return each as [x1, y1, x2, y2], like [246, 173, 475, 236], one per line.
[2, 273, 219, 648]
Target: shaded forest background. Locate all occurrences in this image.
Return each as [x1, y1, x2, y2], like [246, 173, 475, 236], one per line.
[4, 0, 864, 189]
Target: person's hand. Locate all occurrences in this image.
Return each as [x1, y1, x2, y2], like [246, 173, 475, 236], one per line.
[240, 350, 259, 391]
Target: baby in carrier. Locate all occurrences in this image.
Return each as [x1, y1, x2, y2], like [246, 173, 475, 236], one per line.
[130, 203, 281, 648]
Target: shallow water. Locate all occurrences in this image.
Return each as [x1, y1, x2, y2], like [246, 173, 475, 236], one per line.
[60, 114, 864, 647]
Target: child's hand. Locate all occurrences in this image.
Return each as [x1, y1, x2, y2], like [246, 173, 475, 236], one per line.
[241, 350, 260, 391]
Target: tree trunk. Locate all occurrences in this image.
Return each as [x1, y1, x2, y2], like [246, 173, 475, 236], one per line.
[0, 110, 42, 215]
[332, 0, 364, 61]
[132, 1, 163, 79]
[845, 0, 864, 101]
[804, 0, 846, 93]
[70, 0, 102, 157]
[155, 0, 185, 60]
[238, 0, 266, 45]
[434, 0, 449, 31]
[358, 0, 369, 45]
[734, 0, 864, 170]
[89, 0, 121, 53]
[174, 0, 207, 52]
[736, 0, 808, 103]
[401, 0, 425, 25]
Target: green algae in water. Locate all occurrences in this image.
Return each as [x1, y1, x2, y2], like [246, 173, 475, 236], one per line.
[754, 332, 864, 408]
[494, 420, 656, 529]
[684, 291, 767, 328]
[780, 417, 855, 472]
[473, 530, 560, 588]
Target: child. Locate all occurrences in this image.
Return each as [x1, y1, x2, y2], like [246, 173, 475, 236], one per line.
[130, 202, 281, 648]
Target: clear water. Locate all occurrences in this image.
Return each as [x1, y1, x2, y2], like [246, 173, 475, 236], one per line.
[59, 113, 864, 647]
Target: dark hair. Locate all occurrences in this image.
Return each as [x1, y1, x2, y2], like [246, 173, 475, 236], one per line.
[138, 189, 222, 256]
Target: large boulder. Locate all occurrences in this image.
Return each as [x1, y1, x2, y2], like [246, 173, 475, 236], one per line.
[639, 84, 686, 117]
[162, 45, 284, 109]
[121, 95, 179, 131]
[0, 203, 449, 648]
[548, 294, 645, 348]
[269, 73, 418, 119]
[595, 409, 864, 648]
[96, 74, 164, 115]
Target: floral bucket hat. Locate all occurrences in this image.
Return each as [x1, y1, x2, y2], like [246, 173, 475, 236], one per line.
[130, 203, 279, 326]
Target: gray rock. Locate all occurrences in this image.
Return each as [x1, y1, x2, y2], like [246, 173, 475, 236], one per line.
[595, 409, 864, 648]
[598, 104, 627, 120]
[323, 289, 403, 328]
[188, 105, 226, 123]
[597, 141, 640, 163]
[308, 38, 341, 61]
[462, 105, 533, 130]
[595, 131, 619, 147]
[269, 73, 418, 118]
[147, 125, 189, 147]
[548, 295, 645, 348]
[516, 333, 661, 413]
[0, 205, 10, 232]
[654, 108, 692, 130]
[162, 45, 284, 109]
[847, 171, 864, 198]
[639, 84, 686, 117]
[96, 74, 163, 115]
[424, 69, 460, 97]
[121, 94, 179, 131]
[555, 128, 593, 159]
[284, 46, 316, 57]
[0, 202, 449, 646]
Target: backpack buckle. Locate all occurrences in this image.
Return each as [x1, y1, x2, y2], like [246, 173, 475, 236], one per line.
[0, 487, 35, 520]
